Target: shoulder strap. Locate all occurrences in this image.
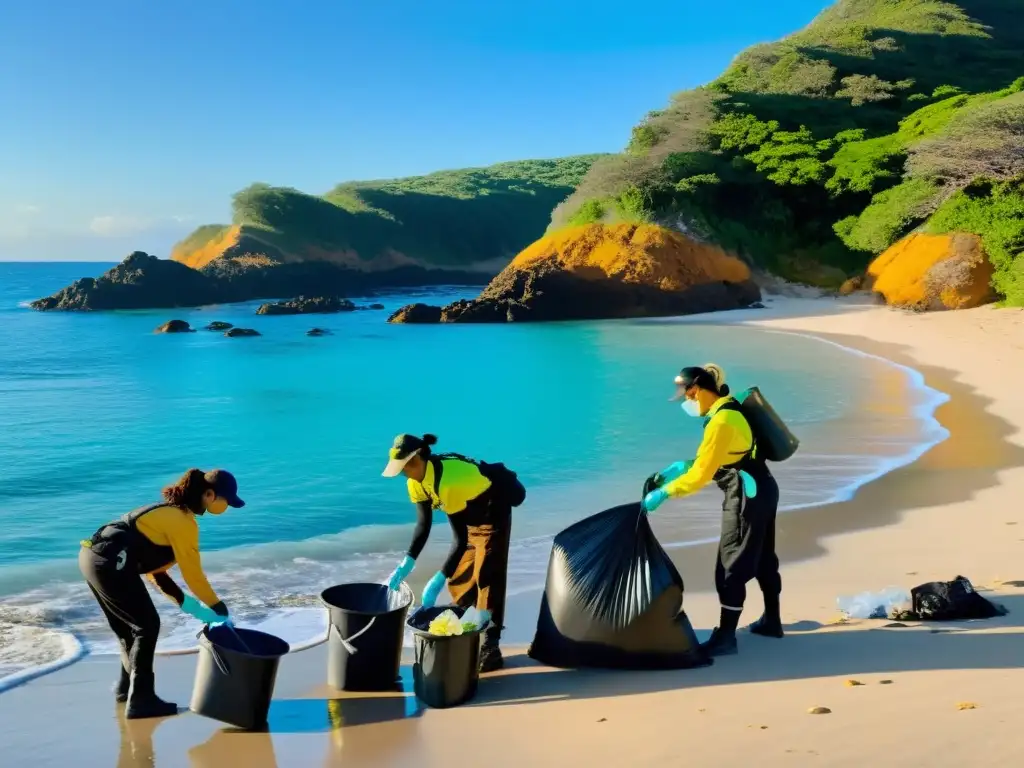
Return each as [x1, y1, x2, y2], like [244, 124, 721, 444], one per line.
[120, 502, 169, 529]
[705, 399, 759, 462]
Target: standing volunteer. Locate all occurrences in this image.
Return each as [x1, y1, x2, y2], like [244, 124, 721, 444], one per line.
[642, 364, 782, 657]
[382, 433, 524, 673]
[79, 468, 244, 719]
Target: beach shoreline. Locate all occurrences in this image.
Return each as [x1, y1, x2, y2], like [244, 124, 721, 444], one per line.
[2, 297, 1024, 766]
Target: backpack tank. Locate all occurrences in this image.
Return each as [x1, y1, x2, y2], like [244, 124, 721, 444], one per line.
[735, 386, 799, 462]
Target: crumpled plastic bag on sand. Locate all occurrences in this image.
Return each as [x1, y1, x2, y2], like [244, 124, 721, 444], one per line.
[427, 607, 492, 636]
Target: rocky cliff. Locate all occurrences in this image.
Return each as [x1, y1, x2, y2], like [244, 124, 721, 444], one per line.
[388, 223, 761, 323]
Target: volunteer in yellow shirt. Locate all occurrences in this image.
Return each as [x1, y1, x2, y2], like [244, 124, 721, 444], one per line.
[382, 433, 516, 673]
[643, 364, 782, 657]
[78, 468, 244, 719]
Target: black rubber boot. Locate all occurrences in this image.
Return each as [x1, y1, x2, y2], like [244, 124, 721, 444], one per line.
[125, 673, 178, 719]
[114, 665, 130, 703]
[479, 628, 504, 673]
[124, 639, 177, 719]
[748, 594, 784, 638]
[700, 608, 740, 657]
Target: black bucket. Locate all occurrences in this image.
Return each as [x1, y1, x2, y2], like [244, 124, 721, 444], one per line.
[409, 606, 485, 709]
[321, 582, 413, 692]
[190, 625, 290, 731]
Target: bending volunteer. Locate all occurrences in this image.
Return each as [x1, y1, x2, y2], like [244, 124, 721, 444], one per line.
[382, 433, 517, 673]
[79, 468, 244, 718]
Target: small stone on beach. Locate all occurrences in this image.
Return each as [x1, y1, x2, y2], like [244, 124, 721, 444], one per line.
[808, 706, 832, 715]
[844, 679, 864, 687]
[957, 702, 978, 710]
[879, 679, 894, 685]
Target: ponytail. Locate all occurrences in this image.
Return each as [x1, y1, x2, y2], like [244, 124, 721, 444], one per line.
[702, 363, 730, 397]
[162, 468, 211, 513]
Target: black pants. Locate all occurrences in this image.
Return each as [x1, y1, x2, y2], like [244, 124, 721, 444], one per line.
[714, 464, 781, 611]
[78, 546, 161, 685]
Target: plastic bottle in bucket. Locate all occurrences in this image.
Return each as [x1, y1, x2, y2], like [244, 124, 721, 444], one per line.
[409, 605, 489, 709]
[190, 624, 290, 731]
[321, 582, 414, 691]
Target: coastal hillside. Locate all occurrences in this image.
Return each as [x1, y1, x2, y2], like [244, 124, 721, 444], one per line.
[172, 156, 605, 273]
[552, 0, 1024, 305]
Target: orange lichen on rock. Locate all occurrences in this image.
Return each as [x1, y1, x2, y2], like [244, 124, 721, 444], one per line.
[172, 225, 243, 269]
[865, 232, 997, 310]
[510, 223, 750, 291]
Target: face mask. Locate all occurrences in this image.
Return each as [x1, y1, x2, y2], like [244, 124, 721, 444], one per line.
[681, 399, 702, 418]
[207, 497, 229, 516]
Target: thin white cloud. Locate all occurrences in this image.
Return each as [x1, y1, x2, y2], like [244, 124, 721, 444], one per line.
[15, 204, 41, 215]
[88, 213, 195, 237]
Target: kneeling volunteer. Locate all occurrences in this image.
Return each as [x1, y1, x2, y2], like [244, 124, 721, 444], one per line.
[382, 433, 515, 673]
[79, 468, 244, 718]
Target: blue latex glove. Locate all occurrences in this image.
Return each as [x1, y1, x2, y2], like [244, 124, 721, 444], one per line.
[421, 570, 447, 608]
[655, 460, 693, 486]
[642, 488, 669, 513]
[387, 555, 416, 591]
[739, 470, 758, 498]
[180, 595, 223, 625]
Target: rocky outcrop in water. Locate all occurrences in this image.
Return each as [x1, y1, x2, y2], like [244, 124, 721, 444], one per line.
[155, 319, 194, 333]
[31, 252, 222, 311]
[389, 223, 761, 324]
[205, 321, 233, 331]
[387, 303, 444, 324]
[256, 296, 357, 315]
[306, 327, 333, 336]
[225, 327, 261, 337]
[30, 252, 490, 312]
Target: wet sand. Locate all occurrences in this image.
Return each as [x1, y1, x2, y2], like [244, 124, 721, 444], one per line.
[3, 298, 1024, 767]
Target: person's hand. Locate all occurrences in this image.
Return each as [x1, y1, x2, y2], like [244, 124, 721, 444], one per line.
[421, 571, 446, 608]
[642, 488, 669, 514]
[387, 555, 416, 591]
[180, 595, 223, 624]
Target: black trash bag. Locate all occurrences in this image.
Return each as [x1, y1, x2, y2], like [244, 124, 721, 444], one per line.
[908, 575, 1007, 621]
[527, 501, 711, 670]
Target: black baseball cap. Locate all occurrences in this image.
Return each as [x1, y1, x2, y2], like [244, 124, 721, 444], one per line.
[204, 469, 245, 508]
[669, 366, 704, 401]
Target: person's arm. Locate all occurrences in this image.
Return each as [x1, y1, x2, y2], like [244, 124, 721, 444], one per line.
[663, 417, 738, 499]
[407, 500, 434, 560]
[146, 570, 185, 606]
[440, 514, 470, 578]
[165, 516, 228, 615]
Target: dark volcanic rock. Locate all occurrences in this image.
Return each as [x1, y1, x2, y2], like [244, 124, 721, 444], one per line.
[387, 303, 444, 324]
[225, 327, 261, 337]
[205, 321, 234, 331]
[31, 250, 492, 313]
[255, 296, 357, 316]
[390, 257, 761, 325]
[31, 252, 221, 311]
[155, 319, 194, 333]
[367, 303, 385, 310]
[306, 327, 333, 336]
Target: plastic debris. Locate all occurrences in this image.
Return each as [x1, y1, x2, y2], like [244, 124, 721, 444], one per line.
[427, 610, 465, 636]
[836, 586, 911, 619]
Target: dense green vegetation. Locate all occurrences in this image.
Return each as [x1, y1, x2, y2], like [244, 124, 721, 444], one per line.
[552, 0, 1024, 300]
[177, 156, 604, 268]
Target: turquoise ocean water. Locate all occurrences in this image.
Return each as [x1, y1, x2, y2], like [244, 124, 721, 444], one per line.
[0, 262, 947, 681]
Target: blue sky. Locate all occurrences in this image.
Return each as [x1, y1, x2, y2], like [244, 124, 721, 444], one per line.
[0, 0, 831, 261]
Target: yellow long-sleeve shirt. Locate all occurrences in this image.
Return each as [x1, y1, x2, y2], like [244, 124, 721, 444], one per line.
[664, 396, 753, 498]
[135, 505, 220, 606]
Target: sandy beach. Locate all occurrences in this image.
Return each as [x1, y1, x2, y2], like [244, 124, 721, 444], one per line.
[3, 296, 1023, 767]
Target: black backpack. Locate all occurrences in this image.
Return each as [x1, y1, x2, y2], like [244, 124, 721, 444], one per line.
[431, 452, 526, 508]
